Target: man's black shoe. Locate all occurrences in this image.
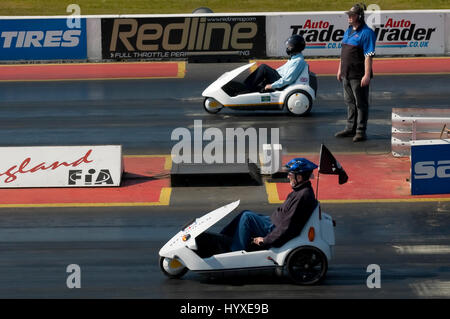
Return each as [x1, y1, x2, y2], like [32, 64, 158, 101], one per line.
[353, 132, 367, 142]
[335, 129, 355, 138]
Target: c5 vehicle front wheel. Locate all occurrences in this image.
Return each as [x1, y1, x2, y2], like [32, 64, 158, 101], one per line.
[203, 97, 223, 114]
[159, 256, 188, 279]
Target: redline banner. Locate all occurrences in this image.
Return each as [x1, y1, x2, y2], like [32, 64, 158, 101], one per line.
[266, 12, 445, 57]
[0, 145, 122, 188]
[101, 16, 266, 60]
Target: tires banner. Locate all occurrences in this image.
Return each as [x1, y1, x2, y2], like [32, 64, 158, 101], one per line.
[0, 18, 87, 61]
[0, 145, 123, 188]
[101, 16, 266, 60]
[266, 11, 445, 57]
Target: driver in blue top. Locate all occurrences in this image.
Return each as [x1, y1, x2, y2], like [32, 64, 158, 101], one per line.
[220, 158, 319, 251]
[335, 3, 376, 142]
[244, 34, 307, 92]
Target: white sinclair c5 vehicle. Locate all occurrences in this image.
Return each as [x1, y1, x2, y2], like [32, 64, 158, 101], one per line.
[202, 62, 318, 116]
[159, 200, 335, 285]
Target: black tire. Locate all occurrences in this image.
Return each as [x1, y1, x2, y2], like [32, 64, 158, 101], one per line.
[284, 90, 313, 116]
[203, 97, 223, 114]
[159, 256, 188, 279]
[285, 246, 328, 285]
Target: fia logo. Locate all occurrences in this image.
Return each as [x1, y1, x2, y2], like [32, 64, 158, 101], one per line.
[68, 169, 114, 185]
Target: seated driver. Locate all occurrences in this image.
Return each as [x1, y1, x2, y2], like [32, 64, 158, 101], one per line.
[220, 158, 319, 251]
[243, 34, 307, 92]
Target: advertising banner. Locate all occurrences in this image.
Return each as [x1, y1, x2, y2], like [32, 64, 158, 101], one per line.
[410, 140, 450, 195]
[266, 11, 445, 57]
[0, 18, 87, 61]
[101, 16, 266, 60]
[0, 145, 122, 188]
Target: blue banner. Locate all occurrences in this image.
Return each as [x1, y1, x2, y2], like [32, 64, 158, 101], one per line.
[411, 142, 450, 195]
[0, 18, 87, 60]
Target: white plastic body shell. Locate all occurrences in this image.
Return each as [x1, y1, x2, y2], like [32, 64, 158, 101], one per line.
[202, 63, 316, 115]
[159, 201, 335, 273]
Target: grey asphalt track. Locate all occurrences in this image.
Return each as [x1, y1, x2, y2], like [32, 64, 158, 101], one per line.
[0, 63, 449, 299]
[1, 64, 449, 154]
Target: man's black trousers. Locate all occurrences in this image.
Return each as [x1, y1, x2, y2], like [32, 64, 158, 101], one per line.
[342, 77, 370, 134]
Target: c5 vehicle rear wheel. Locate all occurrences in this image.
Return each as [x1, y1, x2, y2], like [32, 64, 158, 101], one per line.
[284, 90, 312, 116]
[285, 246, 328, 285]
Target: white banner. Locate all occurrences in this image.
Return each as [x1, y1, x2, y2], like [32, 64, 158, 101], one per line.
[0, 145, 123, 188]
[266, 11, 446, 57]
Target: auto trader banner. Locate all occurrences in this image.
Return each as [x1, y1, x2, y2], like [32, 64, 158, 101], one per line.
[101, 16, 266, 60]
[266, 12, 445, 57]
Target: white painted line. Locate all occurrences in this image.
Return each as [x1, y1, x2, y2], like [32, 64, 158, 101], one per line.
[393, 245, 450, 255]
[410, 280, 450, 297]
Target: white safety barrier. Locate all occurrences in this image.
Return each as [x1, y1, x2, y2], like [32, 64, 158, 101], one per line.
[0, 145, 123, 188]
[87, 17, 102, 61]
[391, 108, 450, 157]
[446, 11, 450, 55]
[1, 9, 449, 62]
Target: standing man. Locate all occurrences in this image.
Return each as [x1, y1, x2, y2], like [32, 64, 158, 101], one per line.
[335, 3, 376, 142]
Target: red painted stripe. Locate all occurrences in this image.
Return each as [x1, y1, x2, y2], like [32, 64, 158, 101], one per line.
[273, 154, 450, 201]
[254, 57, 450, 74]
[0, 156, 170, 205]
[0, 62, 183, 81]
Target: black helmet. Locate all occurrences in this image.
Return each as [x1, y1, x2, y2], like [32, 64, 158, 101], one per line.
[286, 34, 306, 55]
[346, 3, 367, 22]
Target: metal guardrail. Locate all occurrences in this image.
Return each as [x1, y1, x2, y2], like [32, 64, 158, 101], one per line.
[391, 108, 450, 157]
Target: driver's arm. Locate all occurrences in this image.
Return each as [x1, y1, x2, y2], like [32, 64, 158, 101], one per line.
[270, 57, 306, 89]
[262, 196, 300, 246]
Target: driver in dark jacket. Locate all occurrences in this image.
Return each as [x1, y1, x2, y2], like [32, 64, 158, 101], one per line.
[220, 158, 319, 251]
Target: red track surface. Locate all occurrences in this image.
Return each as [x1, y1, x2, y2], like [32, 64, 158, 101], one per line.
[0, 57, 448, 82]
[254, 57, 450, 75]
[268, 154, 450, 202]
[0, 156, 170, 206]
[2, 152, 449, 206]
[0, 62, 185, 81]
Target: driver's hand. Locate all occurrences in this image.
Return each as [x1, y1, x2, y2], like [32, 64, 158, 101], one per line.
[252, 237, 264, 246]
[264, 84, 272, 90]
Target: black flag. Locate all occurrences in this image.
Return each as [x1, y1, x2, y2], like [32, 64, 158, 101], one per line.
[319, 144, 348, 184]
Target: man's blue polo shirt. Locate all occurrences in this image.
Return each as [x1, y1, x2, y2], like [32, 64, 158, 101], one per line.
[340, 23, 376, 79]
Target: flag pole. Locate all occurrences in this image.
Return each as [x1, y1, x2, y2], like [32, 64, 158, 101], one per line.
[316, 144, 322, 201]
[316, 170, 320, 201]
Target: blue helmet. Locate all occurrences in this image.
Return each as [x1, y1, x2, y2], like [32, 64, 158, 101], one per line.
[285, 158, 318, 174]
